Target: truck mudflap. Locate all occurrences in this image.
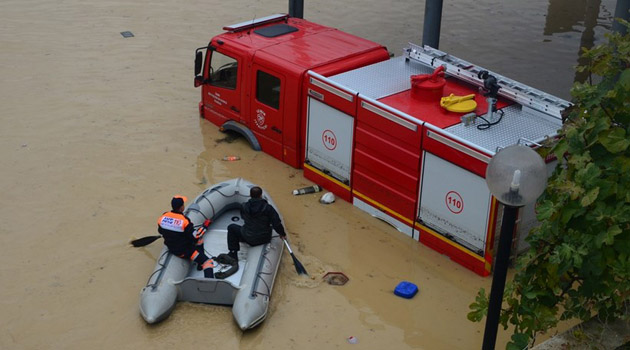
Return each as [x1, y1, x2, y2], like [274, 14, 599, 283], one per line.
[221, 120, 262, 151]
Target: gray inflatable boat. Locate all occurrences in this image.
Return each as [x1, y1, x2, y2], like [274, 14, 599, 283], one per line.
[139, 178, 284, 330]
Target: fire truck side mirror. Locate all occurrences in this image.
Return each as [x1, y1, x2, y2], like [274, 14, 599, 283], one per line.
[194, 76, 204, 88]
[195, 51, 203, 76]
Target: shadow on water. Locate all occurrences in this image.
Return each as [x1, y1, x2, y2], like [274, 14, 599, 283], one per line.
[544, 0, 613, 83]
[215, 130, 241, 144]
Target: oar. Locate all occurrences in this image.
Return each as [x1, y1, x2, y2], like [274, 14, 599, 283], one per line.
[282, 238, 308, 275]
[130, 235, 162, 247]
[131, 219, 211, 248]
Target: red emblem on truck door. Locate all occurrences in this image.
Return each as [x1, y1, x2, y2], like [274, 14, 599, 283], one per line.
[254, 109, 268, 130]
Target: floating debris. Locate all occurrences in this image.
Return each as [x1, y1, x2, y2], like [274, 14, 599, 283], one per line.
[222, 156, 240, 161]
[347, 336, 358, 344]
[319, 192, 335, 204]
[292, 185, 321, 195]
[394, 281, 418, 299]
[323, 272, 349, 286]
[120, 31, 134, 38]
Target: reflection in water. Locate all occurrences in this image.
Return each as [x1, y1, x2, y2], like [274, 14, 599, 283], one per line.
[544, 0, 592, 35]
[544, 0, 612, 82]
[196, 118, 217, 186]
[196, 118, 246, 187]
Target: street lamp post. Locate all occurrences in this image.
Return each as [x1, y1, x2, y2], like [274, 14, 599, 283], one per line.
[482, 145, 548, 350]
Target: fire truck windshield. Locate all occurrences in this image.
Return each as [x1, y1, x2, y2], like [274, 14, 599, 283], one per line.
[209, 51, 238, 90]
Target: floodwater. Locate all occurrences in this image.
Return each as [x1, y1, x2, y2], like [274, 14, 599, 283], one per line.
[0, 0, 616, 349]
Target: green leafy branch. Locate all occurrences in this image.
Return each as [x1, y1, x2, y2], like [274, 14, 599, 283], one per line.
[469, 19, 630, 350]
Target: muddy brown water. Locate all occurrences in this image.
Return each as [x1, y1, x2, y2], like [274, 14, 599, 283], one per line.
[0, 0, 615, 348]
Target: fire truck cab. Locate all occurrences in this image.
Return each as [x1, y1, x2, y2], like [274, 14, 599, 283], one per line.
[194, 14, 390, 168]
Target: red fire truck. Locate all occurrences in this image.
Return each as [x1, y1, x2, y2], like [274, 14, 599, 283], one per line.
[194, 14, 570, 276]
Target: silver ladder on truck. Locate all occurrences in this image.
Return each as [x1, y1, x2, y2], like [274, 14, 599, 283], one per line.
[404, 43, 572, 119]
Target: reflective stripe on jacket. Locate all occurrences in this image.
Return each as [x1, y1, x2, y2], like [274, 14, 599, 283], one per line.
[157, 212, 189, 232]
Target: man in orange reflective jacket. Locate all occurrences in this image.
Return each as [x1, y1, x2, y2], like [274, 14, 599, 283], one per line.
[158, 195, 215, 278]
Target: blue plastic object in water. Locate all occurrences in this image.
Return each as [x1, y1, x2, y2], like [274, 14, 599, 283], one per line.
[394, 281, 418, 299]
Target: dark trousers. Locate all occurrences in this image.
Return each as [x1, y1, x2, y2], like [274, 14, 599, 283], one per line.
[228, 224, 272, 251]
[227, 224, 244, 252]
[176, 245, 209, 264]
[176, 246, 213, 278]
[192, 250, 211, 265]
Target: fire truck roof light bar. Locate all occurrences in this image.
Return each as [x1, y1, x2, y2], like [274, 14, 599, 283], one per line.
[404, 43, 571, 119]
[223, 14, 289, 33]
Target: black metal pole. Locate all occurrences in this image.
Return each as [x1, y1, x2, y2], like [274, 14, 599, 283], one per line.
[422, 0, 444, 49]
[289, 0, 304, 19]
[612, 0, 630, 35]
[482, 204, 519, 350]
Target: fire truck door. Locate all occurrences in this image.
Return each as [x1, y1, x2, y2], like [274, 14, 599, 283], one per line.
[203, 49, 242, 124]
[418, 151, 492, 256]
[250, 66, 284, 144]
[305, 97, 354, 185]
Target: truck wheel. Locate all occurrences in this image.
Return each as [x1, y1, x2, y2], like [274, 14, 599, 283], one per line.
[221, 120, 262, 151]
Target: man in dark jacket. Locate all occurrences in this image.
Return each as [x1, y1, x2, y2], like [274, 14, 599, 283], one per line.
[158, 195, 215, 278]
[227, 186, 286, 263]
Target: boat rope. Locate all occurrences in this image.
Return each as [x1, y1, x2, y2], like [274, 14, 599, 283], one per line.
[211, 185, 252, 200]
[186, 208, 214, 220]
[186, 196, 215, 222]
[252, 275, 271, 297]
[186, 186, 249, 222]
[213, 187, 238, 198]
[187, 207, 209, 222]
[251, 234, 283, 297]
[200, 195, 216, 217]
[251, 251, 274, 297]
[145, 249, 171, 289]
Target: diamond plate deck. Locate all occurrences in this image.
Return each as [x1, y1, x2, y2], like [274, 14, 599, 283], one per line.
[329, 53, 563, 153]
[444, 105, 561, 153]
[330, 56, 432, 100]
